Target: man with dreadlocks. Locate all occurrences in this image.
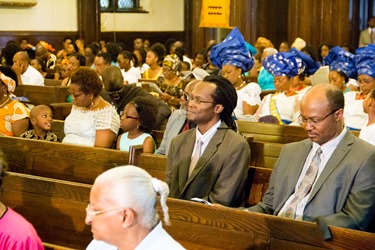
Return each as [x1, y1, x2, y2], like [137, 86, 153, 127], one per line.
[166, 76, 250, 207]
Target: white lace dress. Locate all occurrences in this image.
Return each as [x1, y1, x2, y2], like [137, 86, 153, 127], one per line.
[234, 83, 262, 121]
[62, 105, 120, 147]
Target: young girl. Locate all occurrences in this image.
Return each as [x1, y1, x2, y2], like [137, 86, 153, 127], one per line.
[116, 97, 157, 153]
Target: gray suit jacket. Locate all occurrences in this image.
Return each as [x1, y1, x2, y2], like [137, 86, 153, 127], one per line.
[155, 109, 187, 155]
[248, 131, 375, 231]
[166, 122, 250, 207]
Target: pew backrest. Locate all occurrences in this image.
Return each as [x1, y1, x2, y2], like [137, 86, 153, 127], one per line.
[14, 85, 70, 105]
[50, 103, 72, 120]
[136, 153, 167, 181]
[4, 172, 374, 250]
[249, 141, 284, 168]
[44, 79, 63, 86]
[0, 136, 129, 184]
[51, 119, 65, 142]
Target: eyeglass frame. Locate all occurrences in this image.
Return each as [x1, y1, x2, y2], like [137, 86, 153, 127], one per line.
[298, 108, 341, 125]
[68, 89, 85, 99]
[186, 94, 215, 105]
[86, 204, 126, 217]
[107, 86, 124, 96]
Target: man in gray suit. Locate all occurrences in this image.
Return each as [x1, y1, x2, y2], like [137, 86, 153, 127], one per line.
[248, 83, 375, 231]
[359, 16, 375, 47]
[166, 76, 250, 207]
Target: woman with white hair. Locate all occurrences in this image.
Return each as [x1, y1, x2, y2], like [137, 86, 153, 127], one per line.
[85, 165, 185, 250]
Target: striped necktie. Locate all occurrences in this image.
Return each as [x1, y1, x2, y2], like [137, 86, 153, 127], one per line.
[280, 147, 322, 220]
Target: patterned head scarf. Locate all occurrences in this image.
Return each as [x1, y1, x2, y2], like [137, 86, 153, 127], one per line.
[0, 73, 16, 94]
[323, 46, 357, 79]
[290, 48, 319, 76]
[262, 52, 299, 77]
[355, 44, 375, 78]
[210, 27, 254, 72]
[163, 54, 181, 72]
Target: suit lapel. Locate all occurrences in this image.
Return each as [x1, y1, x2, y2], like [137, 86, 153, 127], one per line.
[307, 131, 354, 204]
[178, 130, 196, 192]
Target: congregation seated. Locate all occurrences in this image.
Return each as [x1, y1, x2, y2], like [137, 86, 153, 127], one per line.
[344, 44, 375, 131]
[155, 80, 198, 155]
[166, 76, 250, 207]
[117, 97, 157, 153]
[0, 72, 29, 136]
[56, 37, 74, 59]
[210, 27, 261, 121]
[156, 54, 186, 110]
[30, 57, 56, 79]
[201, 43, 220, 76]
[117, 50, 141, 84]
[12, 51, 44, 86]
[62, 67, 120, 148]
[323, 45, 357, 94]
[255, 48, 319, 125]
[85, 165, 185, 250]
[257, 47, 278, 91]
[61, 52, 86, 86]
[20, 105, 59, 142]
[247, 83, 375, 232]
[0, 151, 44, 249]
[35, 41, 57, 70]
[101, 66, 171, 127]
[132, 47, 149, 74]
[142, 42, 166, 80]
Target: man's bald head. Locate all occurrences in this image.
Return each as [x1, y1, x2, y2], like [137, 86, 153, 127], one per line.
[101, 65, 124, 92]
[14, 51, 29, 62]
[35, 44, 48, 60]
[302, 83, 344, 113]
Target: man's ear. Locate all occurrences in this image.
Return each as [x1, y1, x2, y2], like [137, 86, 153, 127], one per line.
[214, 104, 224, 114]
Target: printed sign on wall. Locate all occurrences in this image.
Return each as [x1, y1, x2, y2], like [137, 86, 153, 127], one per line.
[199, 0, 230, 28]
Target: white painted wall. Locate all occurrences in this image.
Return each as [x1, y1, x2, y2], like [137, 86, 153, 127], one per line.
[0, 0, 78, 31]
[101, 0, 184, 32]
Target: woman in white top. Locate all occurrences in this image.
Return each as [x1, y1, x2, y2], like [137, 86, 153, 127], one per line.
[209, 27, 261, 121]
[360, 88, 375, 145]
[62, 67, 120, 148]
[345, 44, 375, 130]
[85, 165, 185, 250]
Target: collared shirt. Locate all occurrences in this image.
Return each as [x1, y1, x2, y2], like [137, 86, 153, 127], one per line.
[278, 127, 347, 219]
[192, 119, 221, 159]
[21, 65, 44, 86]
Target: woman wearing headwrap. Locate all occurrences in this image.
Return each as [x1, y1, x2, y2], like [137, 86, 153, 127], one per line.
[255, 49, 319, 125]
[0, 70, 30, 136]
[210, 27, 261, 120]
[289, 48, 319, 98]
[345, 44, 375, 131]
[157, 54, 185, 110]
[323, 46, 357, 93]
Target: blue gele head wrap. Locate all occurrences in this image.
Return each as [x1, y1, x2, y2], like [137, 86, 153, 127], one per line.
[355, 44, 375, 78]
[210, 27, 254, 72]
[290, 48, 320, 76]
[323, 46, 357, 79]
[262, 52, 299, 77]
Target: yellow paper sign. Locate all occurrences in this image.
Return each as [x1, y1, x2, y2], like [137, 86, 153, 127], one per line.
[199, 0, 230, 28]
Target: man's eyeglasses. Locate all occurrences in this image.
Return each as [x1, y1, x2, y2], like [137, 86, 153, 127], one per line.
[119, 111, 138, 120]
[298, 108, 340, 125]
[86, 204, 126, 217]
[186, 94, 215, 105]
[107, 87, 124, 96]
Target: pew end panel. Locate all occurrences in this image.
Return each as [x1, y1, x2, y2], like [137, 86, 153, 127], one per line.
[51, 119, 65, 142]
[14, 85, 70, 105]
[245, 166, 273, 207]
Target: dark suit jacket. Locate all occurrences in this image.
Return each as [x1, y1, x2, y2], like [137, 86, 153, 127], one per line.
[248, 131, 375, 231]
[166, 122, 250, 207]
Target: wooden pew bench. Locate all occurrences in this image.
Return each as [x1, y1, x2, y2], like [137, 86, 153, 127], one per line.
[249, 141, 284, 168]
[237, 120, 308, 143]
[13, 85, 70, 105]
[3, 172, 375, 250]
[44, 79, 63, 86]
[0, 136, 132, 184]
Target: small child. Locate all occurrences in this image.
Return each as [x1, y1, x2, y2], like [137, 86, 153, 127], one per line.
[116, 97, 157, 153]
[20, 105, 59, 142]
